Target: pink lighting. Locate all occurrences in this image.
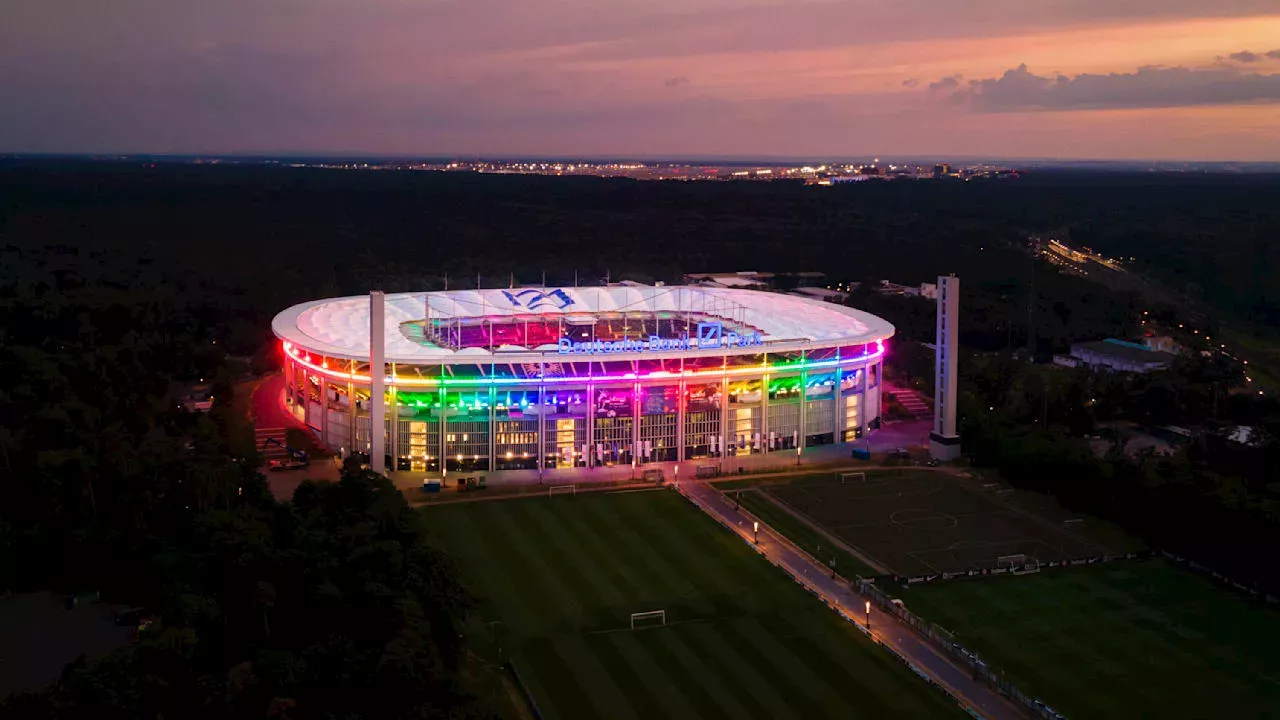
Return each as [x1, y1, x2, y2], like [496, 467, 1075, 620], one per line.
[283, 338, 887, 388]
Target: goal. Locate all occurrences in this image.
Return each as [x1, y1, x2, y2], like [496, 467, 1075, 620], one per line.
[1012, 558, 1041, 575]
[630, 610, 667, 630]
[996, 554, 1026, 569]
[838, 472, 866, 484]
[548, 484, 577, 498]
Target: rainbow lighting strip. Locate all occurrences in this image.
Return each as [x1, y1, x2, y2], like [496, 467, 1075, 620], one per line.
[282, 339, 886, 388]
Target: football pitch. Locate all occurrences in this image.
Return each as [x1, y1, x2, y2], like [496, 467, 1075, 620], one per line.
[423, 489, 965, 720]
[764, 470, 1108, 576]
[900, 560, 1280, 719]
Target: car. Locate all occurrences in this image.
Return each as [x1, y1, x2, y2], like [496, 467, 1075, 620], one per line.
[268, 458, 308, 472]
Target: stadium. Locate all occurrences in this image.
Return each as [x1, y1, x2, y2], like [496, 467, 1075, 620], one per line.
[271, 285, 893, 474]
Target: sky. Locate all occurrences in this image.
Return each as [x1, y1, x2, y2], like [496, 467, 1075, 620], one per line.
[3, 0, 1280, 160]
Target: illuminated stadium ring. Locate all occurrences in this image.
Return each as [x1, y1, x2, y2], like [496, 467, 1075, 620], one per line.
[272, 286, 894, 474]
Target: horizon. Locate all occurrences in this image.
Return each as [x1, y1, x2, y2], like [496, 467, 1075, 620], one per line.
[3, 3, 1280, 160]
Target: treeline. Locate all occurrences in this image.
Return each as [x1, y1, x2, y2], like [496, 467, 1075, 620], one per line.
[5, 162, 1277, 357]
[957, 353, 1280, 594]
[0, 245, 490, 717]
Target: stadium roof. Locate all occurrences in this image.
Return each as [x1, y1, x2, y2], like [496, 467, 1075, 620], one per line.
[273, 286, 895, 364]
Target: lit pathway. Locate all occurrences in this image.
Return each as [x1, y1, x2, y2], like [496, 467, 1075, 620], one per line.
[679, 479, 1027, 720]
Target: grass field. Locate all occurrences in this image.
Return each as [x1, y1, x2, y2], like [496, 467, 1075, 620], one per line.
[734, 489, 879, 578]
[899, 560, 1280, 719]
[423, 489, 964, 720]
[765, 470, 1108, 576]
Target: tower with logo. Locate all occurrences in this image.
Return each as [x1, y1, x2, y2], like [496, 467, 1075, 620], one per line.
[929, 275, 961, 461]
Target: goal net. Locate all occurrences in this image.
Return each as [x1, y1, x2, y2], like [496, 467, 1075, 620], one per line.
[548, 484, 577, 498]
[996, 554, 1026, 569]
[1012, 558, 1041, 575]
[838, 472, 866, 484]
[630, 610, 666, 630]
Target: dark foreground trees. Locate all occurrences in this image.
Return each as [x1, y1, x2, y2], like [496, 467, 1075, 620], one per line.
[2, 472, 486, 720]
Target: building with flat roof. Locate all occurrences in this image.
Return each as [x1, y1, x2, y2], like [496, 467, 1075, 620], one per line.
[1068, 339, 1177, 373]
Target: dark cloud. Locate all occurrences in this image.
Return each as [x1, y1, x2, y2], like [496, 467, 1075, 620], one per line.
[953, 63, 1280, 112]
[1228, 51, 1261, 62]
[664, 76, 690, 88]
[928, 75, 962, 90]
[1269, 50, 1280, 59]
[901, 78, 920, 88]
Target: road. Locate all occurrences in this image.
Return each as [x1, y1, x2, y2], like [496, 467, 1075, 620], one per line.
[680, 479, 1027, 720]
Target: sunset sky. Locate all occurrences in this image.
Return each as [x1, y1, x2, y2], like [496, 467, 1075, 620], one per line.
[3, 0, 1280, 159]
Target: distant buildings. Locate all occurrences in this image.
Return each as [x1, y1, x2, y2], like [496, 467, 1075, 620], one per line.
[683, 271, 825, 290]
[1060, 339, 1178, 373]
[875, 280, 937, 298]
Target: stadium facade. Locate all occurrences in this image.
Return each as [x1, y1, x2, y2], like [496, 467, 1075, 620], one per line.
[271, 285, 893, 474]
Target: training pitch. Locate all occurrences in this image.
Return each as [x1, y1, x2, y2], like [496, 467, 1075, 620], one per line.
[764, 471, 1109, 577]
[900, 560, 1280, 719]
[423, 489, 964, 720]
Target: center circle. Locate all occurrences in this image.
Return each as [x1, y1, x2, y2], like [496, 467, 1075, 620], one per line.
[890, 509, 958, 529]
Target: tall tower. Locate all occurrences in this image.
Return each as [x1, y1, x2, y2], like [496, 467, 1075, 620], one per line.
[370, 290, 387, 474]
[930, 275, 961, 461]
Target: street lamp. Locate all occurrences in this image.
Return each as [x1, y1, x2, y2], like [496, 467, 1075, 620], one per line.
[865, 600, 871, 630]
[753, 521, 759, 544]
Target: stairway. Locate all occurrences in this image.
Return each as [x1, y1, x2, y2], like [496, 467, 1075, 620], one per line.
[885, 386, 933, 419]
[255, 427, 289, 460]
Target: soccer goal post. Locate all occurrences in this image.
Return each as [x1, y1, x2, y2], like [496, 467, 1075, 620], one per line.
[548, 484, 577, 498]
[1012, 558, 1041, 575]
[996, 554, 1026, 569]
[630, 610, 666, 630]
[838, 472, 866, 484]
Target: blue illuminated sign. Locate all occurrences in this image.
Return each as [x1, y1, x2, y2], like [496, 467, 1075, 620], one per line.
[557, 321, 763, 355]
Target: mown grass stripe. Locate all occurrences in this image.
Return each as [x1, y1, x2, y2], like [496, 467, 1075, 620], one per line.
[683, 621, 802, 720]
[427, 503, 559, 632]
[606, 630, 706, 719]
[526, 635, 638, 720]
[581, 629, 672, 718]
[515, 499, 632, 616]
[478, 499, 588, 634]
[723, 616, 851, 718]
[563, 493, 690, 603]
[654, 625, 760, 720]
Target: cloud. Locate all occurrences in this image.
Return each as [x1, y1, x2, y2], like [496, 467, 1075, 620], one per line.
[664, 76, 690, 88]
[953, 63, 1280, 111]
[1269, 50, 1280, 59]
[928, 75, 962, 90]
[1228, 50, 1261, 62]
[901, 78, 920, 88]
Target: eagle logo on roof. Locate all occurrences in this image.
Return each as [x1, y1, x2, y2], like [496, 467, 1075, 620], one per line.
[501, 288, 575, 311]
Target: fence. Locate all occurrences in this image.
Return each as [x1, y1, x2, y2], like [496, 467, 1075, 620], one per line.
[887, 550, 1154, 586]
[1160, 551, 1280, 606]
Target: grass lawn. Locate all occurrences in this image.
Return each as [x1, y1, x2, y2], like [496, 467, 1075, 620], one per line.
[734, 489, 879, 579]
[899, 560, 1280, 719]
[423, 489, 964, 720]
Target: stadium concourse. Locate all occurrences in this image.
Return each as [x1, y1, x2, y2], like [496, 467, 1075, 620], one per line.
[252, 369, 934, 496]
